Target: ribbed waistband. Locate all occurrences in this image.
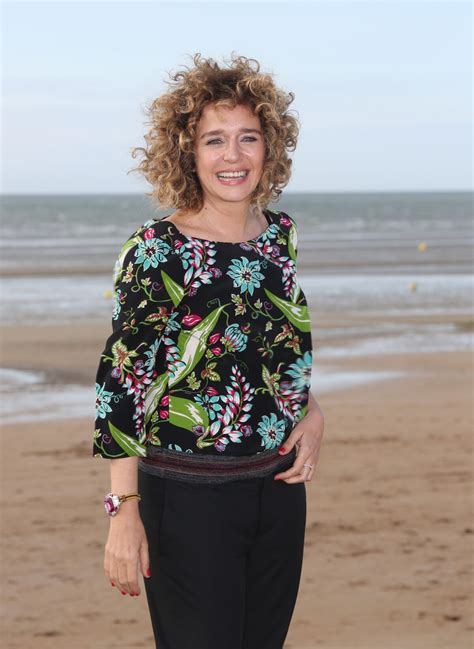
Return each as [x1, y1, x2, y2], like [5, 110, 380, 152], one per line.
[138, 445, 297, 484]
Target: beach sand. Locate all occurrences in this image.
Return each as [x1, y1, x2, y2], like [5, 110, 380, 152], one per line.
[1, 319, 473, 648]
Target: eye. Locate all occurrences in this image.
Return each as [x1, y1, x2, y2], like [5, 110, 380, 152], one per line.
[206, 136, 258, 145]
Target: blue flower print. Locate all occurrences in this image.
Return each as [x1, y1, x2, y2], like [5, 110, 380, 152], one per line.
[93, 209, 314, 462]
[257, 413, 286, 450]
[224, 323, 248, 352]
[286, 351, 313, 390]
[143, 338, 161, 373]
[226, 257, 265, 295]
[194, 392, 222, 421]
[95, 382, 114, 419]
[259, 223, 280, 243]
[112, 287, 123, 321]
[135, 238, 172, 271]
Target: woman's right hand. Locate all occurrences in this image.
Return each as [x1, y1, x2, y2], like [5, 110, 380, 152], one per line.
[104, 502, 150, 597]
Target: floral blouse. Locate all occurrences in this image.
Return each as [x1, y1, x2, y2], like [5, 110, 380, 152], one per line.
[93, 208, 313, 477]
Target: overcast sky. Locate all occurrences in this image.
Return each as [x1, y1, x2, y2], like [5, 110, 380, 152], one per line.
[2, 1, 472, 194]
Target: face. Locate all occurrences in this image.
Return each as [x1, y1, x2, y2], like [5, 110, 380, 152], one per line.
[193, 103, 265, 207]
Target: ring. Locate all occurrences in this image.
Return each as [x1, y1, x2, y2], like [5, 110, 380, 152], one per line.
[303, 463, 314, 469]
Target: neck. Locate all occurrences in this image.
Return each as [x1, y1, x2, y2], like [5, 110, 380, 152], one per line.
[182, 202, 264, 239]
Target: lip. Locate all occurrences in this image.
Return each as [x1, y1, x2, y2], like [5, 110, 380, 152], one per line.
[215, 170, 250, 186]
[215, 169, 250, 174]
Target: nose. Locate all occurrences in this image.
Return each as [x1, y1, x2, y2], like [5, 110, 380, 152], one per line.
[223, 139, 242, 163]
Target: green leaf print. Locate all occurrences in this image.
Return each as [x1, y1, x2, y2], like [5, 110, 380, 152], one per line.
[169, 396, 209, 431]
[290, 282, 301, 303]
[161, 269, 184, 308]
[263, 288, 311, 332]
[113, 235, 141, 286]
[169, 305, 226, 387]
[143, 372, 169, 426]
[288, 224, 297, 262]
[262, 365, 273, 392]
[107, 421, 147, 457]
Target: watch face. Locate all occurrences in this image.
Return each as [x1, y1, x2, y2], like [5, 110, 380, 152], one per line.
[104, 494, 118, 516]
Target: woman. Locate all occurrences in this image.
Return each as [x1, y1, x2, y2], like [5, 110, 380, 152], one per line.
[93, 52, 325, 649]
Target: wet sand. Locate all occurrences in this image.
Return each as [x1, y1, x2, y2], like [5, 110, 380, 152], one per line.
[1, 320, 473, 648]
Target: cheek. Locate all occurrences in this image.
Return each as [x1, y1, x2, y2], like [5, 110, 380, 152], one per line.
[249, 145, 265, 166]
[197, 151, 221, 170]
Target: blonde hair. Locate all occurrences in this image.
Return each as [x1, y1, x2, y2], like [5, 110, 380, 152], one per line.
[129, 52, 300, 213]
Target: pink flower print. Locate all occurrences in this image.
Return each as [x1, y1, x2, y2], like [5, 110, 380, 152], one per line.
[143, 228, 156, 240]
[241, 425, 253, 438]
[173, 239, 185, 250]
[214, 438, 227, 452]
[182, 314, 203, 327]
[209, 332, 221, 345]
[133, 360, 144, 372]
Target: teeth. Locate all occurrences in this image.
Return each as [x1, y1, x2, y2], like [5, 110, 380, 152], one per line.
[217, 171, 248, 178]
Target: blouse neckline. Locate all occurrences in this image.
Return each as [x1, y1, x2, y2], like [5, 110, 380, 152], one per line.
[155, 208, 275, 245]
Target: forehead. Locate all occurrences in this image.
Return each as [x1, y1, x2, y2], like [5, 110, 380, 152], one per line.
[197, 103, 260, 131]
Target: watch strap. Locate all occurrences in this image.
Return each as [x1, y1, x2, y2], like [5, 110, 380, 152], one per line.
[118, 493, 142, 503]
[119, 494, 142, 503]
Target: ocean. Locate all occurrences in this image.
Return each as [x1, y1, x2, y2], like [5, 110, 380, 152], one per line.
[1, 191, 472, 423]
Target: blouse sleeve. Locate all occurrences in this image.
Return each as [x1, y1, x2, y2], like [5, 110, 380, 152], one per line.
[92, 222, 181, 459]
[287, 213, 298, 260]
[278, 210, 299, 263]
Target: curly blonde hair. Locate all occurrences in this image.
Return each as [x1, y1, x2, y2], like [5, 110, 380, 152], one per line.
[129, 52, 300, 213]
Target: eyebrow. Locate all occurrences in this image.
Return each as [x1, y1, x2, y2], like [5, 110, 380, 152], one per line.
[200, 128, 262, 140]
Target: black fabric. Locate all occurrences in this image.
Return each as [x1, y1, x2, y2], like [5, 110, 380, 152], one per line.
[138, 467, 306, 649]
[93, 208, 313, 468]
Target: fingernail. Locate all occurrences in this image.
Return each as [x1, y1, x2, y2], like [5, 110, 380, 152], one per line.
[146, 568, 151, 577]
[278, 447, 286, 454]
[111, 582, 115, 587]
[121, 591, 126, 595]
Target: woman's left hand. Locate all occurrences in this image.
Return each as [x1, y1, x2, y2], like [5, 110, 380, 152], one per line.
[273, 404, 325, 484]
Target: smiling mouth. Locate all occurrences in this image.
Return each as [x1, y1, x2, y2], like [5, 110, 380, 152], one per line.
[215, 170, 250, 183]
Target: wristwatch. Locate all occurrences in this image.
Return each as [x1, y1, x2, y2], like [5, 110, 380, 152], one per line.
[104, 492, 142, 516]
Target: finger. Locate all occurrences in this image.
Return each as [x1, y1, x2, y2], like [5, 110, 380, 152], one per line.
[104, 556, 110, 582]
[105, 553, 118, 590]
[127, 558, 140, 597]
[283, 465, 314, 484]
[139, 539, 151, 580]
[274, 463, 304, 481]
[278, 434, 303, 457]
[118, 559, 130, 595]
[278, 455, 317, 482]
[274, 453, 315, 481]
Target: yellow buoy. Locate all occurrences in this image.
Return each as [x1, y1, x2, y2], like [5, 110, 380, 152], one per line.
[410, 281, 418, 292]
[418, 242, 427, 252]
[103, 289, 113, 299]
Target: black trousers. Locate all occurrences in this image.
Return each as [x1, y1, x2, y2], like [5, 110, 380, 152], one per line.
[138, 467, 307, 649]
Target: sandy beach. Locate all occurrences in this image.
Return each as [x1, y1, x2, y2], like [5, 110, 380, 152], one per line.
[1, 312, 472, 649]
